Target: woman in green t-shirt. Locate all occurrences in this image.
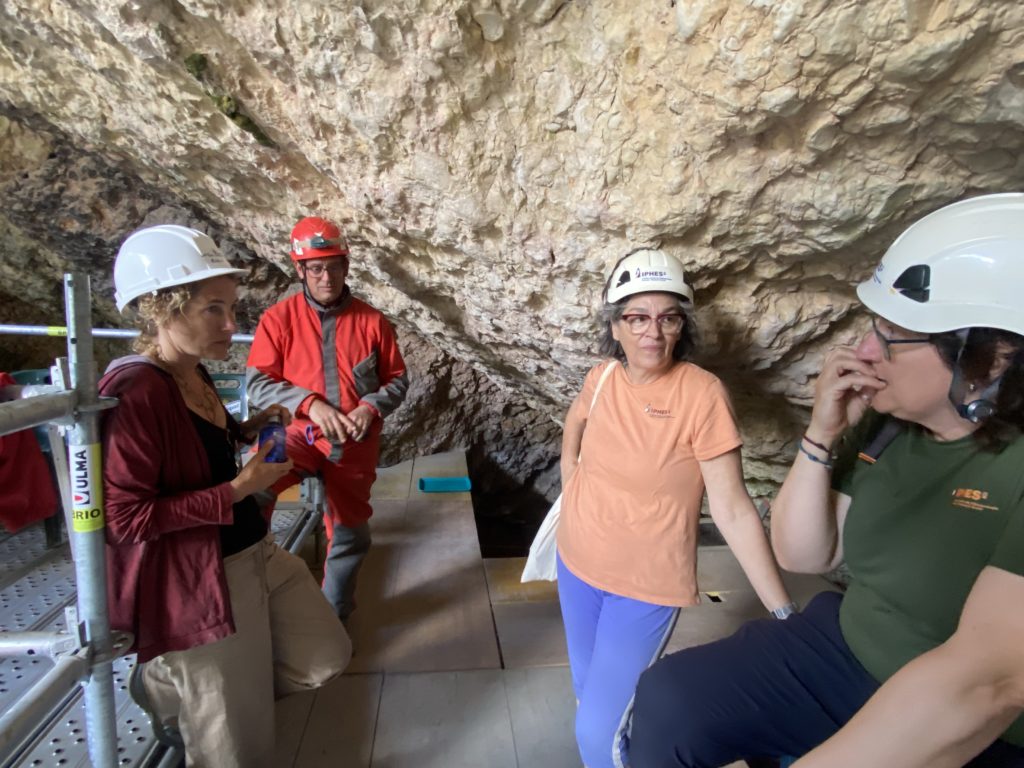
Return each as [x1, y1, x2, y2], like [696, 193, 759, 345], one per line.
[630, 193, 1024, 768]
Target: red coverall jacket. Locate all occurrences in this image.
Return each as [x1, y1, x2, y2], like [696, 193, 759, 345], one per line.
[246, 289, 408, 527]
[0, 372, 58, 533]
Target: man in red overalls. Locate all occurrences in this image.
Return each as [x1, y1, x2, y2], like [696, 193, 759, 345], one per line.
[247, 217, 408, 622]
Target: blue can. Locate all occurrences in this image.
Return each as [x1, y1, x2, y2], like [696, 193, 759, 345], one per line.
[258, 414, 288, 463]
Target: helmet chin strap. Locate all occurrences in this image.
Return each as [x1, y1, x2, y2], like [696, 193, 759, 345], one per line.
[947, 329, 1000, 424]
[297, 263, 317, 306]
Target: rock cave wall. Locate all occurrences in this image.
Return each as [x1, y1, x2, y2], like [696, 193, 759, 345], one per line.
[1, 0, 1023, 516]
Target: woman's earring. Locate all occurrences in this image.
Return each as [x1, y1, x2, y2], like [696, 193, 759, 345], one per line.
[968, 382, 978, 393]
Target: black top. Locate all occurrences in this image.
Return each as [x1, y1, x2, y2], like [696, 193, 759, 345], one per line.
[188, 411, 268, 556]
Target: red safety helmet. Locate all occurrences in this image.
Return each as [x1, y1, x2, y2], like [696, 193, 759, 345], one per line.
[290, 216, 350, 261]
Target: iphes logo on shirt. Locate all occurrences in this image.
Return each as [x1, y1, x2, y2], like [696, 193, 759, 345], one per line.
[644, 404, 672, 418]
[950, 487, 999, 512]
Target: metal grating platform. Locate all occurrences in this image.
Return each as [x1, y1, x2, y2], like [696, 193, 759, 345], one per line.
[0, 528, 51, 587]
[270, 505, 304, 542]
[1, 499, 320, 768]
[13, 655, 161, 767]
[0, 552, 77, 633]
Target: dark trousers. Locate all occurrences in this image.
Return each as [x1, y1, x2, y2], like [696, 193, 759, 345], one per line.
[322, 521, 371, 622]
[630, 591, 1024, 768]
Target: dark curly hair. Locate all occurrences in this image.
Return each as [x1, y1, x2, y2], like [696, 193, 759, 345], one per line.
[929, 327, 1024, 451]
[597, 296, 698, 362]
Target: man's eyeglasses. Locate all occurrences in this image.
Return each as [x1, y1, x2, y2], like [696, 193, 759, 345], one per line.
[303, 262, 348, 278]
[619, 313, 685, 335]
[870, 316, 931, 360]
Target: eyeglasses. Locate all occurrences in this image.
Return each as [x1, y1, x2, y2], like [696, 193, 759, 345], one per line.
[302, 262, 348, 278]
[870, 316, 932, 360]
[619, 313, 685, 335]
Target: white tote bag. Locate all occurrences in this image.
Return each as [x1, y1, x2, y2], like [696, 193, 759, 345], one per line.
[521, 361, 619, 583]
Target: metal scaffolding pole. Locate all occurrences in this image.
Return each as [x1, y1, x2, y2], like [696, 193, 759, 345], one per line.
[63, 273, 119, 768]
[0, 323, 255, 344]
[0, 390, 76, 437]
[1, 279, 267, 766]
[0, 631, 79, 659]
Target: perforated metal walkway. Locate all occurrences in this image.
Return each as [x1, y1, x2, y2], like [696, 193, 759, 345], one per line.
[1, 505, 313, 768]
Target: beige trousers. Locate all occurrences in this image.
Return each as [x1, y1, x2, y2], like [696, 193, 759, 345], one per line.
[141, 535, 352, 768]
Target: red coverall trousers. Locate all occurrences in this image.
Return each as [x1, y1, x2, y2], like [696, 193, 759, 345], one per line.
[271, 418, 379, 621]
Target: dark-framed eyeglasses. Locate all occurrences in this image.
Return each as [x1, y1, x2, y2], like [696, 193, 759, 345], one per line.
[619, 313, 685, 335]
[870, 316, 932, 360]
[303, 262, 348, 278]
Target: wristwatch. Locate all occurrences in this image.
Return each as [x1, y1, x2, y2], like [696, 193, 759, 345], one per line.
[770, 602, 799, 620]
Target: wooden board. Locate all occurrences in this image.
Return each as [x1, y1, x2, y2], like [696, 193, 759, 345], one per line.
[504, 666, 580, 768]
[492, 601, 568, 669]
[292, 673, 383, 768]
[346, 458, 499, 673]
[372, 670, 517, 768]
[483, 557, 559, 604]
[372, 459, 414, 501]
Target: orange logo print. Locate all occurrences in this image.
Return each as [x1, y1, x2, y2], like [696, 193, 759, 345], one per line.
[950, 488, 998, 512]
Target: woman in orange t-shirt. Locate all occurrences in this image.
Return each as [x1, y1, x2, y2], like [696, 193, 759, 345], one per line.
[556, 249, 793, 768]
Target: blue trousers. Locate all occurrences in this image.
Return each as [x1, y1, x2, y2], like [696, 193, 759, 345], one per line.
[630, 591, 1024, 768]
[557, 554, 679, 768]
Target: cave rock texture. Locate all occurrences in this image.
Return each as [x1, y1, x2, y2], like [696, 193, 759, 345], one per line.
[1, 0, 1023, 513]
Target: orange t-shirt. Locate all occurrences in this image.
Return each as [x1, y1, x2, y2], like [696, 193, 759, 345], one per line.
[557, 360, 742, 606]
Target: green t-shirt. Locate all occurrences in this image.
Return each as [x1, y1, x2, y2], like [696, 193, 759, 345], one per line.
[834, 416, 1024, 746]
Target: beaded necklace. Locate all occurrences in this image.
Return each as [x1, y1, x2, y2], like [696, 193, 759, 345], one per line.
[147, 353, 225, 427]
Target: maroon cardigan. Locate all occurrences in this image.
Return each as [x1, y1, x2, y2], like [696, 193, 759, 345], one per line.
[100, 356, 238, 662]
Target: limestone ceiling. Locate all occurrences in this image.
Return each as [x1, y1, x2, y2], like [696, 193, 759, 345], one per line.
[2, 0, 1023, 488]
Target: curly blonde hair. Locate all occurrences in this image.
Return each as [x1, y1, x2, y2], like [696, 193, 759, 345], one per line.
[129, 284, 199, 357]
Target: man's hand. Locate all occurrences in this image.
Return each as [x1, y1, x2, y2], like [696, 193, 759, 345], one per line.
[309, 400, 376, 442]
[344, 404, 376, 442]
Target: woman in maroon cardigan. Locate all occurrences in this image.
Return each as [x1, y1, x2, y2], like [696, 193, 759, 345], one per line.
[102, 225, 351, 767]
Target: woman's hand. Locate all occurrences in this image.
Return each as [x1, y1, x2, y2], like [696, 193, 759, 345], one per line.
[240, 403, 292, 441]
[230, 440, 293, 502]
[806, 346, 886, 446]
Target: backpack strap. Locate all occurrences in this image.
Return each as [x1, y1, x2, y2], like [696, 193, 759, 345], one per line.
[857, 417, 905, 464]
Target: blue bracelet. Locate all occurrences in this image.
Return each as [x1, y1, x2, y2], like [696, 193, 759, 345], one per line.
[798, 442, 834, 469]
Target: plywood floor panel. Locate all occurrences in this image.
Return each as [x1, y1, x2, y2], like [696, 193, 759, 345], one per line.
[293, 673, 383, 768]
[372, 670, 517, 768]
[410, 451, 472, 500]
[504, 666, 580, 768]
[372, 460, 414, 501]
[274, 688, 317, 768]
[484, 557, 559, 604]
[493, 601, 568, 669]
[347, 484, 499, 674]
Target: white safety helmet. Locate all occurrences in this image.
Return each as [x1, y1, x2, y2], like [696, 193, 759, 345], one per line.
[856, 193, 1024, 335]
[114, 225, 249, 312]
[604, 249, 694, 305]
